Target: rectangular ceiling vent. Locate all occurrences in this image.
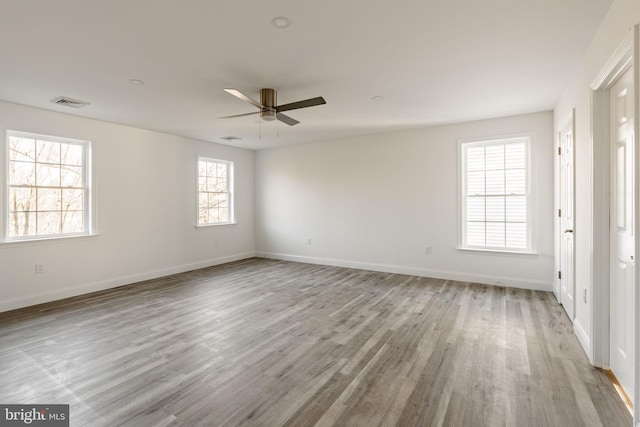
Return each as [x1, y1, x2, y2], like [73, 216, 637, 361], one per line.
[51, 96, 91, 108]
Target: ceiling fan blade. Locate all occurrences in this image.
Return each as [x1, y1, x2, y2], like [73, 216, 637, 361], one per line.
[219, 111, 260, 119]
[224, 88, 264, 109]
[276, 112, 300, 126]
[276, 96, 326, 112]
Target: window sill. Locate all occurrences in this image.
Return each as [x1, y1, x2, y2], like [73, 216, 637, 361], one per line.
[457, 247, 538, 256]
[0, 233, 100, 248]
[195, 222, 237, 228]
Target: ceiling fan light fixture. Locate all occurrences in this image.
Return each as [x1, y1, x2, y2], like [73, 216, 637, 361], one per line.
[271, 17, 290, 29]
[261, 111, 277, 121]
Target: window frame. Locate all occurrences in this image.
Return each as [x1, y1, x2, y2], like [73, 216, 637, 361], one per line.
[196, 156, 235, 227]
[458, 135, 535, 254]
[3, 130, 93, 243]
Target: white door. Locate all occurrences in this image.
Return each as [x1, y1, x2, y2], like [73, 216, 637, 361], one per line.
[610, 66, 635, 403]
[559, 118, 575, 321]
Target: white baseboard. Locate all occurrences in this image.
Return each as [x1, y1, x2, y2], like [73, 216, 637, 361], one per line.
[0, 251, 255, 313]
[255, 251, 552, 292]
[573, 318, 592, 362]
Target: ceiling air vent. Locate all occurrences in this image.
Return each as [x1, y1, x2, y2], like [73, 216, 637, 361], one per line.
[51, 96, 90, 109]
[220, 136, 242, 142]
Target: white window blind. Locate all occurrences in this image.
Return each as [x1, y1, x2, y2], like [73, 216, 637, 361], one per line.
[460, 137, 530, 251]
[5, 131, 91, 241]
[197, 157, 233, 226]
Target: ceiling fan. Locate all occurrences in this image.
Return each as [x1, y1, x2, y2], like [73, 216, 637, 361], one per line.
[220, 88, 326, 126]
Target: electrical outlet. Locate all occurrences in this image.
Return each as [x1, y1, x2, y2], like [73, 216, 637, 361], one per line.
[35, 264, 44, 274]
[307, 238, 312, 245]
[583, 288, 587, 303]
[425, 246, 432, 255]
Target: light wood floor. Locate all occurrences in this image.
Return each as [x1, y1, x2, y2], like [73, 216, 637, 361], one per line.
[0, 258, 632, 426]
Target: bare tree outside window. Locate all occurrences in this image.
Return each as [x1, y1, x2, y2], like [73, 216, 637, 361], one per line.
[7, 132, 89, 239]
[198, 157, 233, 225]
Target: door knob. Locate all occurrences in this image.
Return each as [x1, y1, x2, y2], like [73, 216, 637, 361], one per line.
[564, 229, 574, 233]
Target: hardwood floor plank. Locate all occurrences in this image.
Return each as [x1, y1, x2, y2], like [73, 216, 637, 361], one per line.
[0, 258, 632, 426]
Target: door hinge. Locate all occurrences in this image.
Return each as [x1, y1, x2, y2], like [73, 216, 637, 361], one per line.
[558, 209, 561, 217]
[558, 271, 562, 280]
[558, 147, 561, 155]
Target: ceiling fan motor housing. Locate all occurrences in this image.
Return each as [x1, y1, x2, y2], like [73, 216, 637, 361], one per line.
[260, 88, 277, 121]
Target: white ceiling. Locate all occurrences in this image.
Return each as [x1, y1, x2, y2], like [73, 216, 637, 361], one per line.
[0, 0, 611, 150]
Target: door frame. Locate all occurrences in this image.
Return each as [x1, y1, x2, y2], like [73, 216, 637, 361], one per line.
[590, 25, 639, 423]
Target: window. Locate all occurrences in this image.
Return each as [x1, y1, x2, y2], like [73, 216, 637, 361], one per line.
[459, 136, 531, 252]
[4, 131, 91, 241]
[197, 157, 233, 226]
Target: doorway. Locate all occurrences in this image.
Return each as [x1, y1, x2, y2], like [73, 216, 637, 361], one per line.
[609, 65, 635, 406]
[590, 25, 638, 421]
[558, 111, 575, 322]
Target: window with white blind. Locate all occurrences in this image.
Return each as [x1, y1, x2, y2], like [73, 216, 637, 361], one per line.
[197, 157, 234, 226]
[4, 131, 92, 241]
[459, 136, 531, 252]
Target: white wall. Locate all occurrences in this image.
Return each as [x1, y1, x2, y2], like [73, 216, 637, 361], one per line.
[553, 0, 640, 359]
[0, 101, 255, 312]
[255, 112, 554, 290]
